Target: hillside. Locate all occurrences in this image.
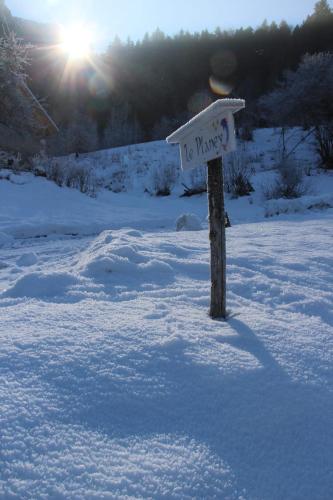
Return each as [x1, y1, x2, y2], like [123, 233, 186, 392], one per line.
[0, 0, 59, 44]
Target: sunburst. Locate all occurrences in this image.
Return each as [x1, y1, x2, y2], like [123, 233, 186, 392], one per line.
[60, 24, 93, 61]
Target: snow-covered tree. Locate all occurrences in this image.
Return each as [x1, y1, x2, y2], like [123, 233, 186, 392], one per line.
[260, 52, 333, 167]
[0, 30, 47, 153]
[0, 32, 30, 123]
[260, 52, 333, 126]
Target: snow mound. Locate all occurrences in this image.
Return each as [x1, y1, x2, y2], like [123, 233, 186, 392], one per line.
[16, 252, 38, 267]
[0, 232, 13, 248]
[78, 230, 174, 284]
[176, 214, 202, 232]
[2, 272, 79, 299]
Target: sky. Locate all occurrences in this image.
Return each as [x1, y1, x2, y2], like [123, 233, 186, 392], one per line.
[6, 0, 324, 51]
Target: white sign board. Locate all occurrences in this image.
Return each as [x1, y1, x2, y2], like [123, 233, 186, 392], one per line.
[166, 99, 245, 170]
[179, 113, 235, 170]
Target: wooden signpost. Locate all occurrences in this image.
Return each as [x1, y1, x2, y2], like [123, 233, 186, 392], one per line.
[167, 99, 245, 319]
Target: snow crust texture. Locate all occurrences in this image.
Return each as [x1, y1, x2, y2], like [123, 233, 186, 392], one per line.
[1, 216, 332, 499]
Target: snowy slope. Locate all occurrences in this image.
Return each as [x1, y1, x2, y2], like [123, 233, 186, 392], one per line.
[0, 170, 204, 239]
[0, 131, 333, 498]
[1, 166, 332, 242]
[49, 127, 317, 195]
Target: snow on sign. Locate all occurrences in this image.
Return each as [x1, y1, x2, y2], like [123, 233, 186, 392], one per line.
[167, 99, 245, 170]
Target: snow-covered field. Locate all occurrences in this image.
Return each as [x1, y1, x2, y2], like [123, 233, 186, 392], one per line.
[0, 130, 333, 498]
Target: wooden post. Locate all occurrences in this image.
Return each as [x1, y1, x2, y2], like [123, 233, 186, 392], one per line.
[207, 156, 226, 319]
[166, 99, 245, 320]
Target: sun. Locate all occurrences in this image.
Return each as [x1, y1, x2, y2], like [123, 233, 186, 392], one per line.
[60, 24, 92, 60]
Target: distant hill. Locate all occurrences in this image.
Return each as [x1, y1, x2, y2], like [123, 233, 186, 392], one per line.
[14, 17, 59, 45]
[0, 0, 59, 45]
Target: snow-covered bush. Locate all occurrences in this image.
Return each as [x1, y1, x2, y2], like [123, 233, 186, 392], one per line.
[225, 151, 254, 198]
[152, 164, 177, 196]
[176, 214, 202, 231]
[263, 159, 309, 200]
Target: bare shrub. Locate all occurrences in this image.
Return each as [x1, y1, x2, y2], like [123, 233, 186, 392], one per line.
[189, 167, 207, 191]
[152, 164, 177, 196]
[107, 170, 128, 193]
[45, 161, 96, 195]
[5, 154, 21, 173]
[65, 165, 93, 194]
[47, 161, 65, 187]
[315, 124, 333, 169]
[263, 159, 309, 200]
[181, 167, 207, 197]
[31, 152, 48, 177]
[225, 151, 254, 198]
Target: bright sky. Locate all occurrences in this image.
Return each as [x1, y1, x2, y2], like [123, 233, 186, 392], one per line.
[6, 0, 324, 51]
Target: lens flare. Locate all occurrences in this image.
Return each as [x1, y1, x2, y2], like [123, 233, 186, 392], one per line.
[209, 76, 233, 96]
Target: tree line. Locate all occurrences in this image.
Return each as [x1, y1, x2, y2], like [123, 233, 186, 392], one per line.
[1, 0, 333, 155]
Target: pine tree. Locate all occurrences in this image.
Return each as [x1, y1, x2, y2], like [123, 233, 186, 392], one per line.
[314, 0, 332, 18]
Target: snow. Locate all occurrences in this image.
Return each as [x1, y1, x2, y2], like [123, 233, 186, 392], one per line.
[2, 271, 80, 299]
[166, 98, 245, 143]
[0, 230, 13, 247]
[0, 128, 332, 498]
[264, 192, 333, 217]
[16, 252, 38, 267]
[78, 229, 174, 285]
[176, 213, 202, 231]
[44, 127, 315, 197]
